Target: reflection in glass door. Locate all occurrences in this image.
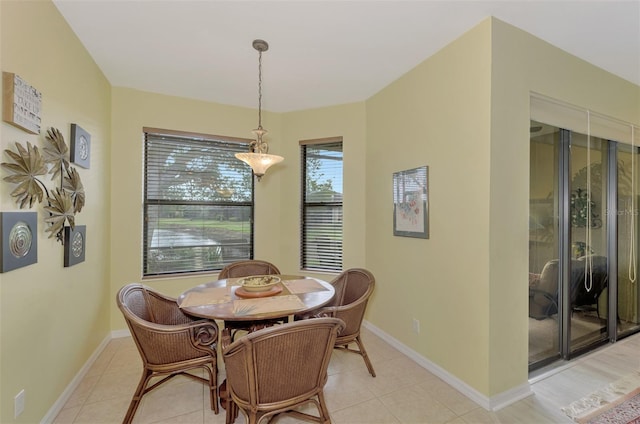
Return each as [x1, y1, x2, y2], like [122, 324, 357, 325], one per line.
[567, 133, 608, 355]
[529, 123, 561, 367]
[617, 145, 640, 337]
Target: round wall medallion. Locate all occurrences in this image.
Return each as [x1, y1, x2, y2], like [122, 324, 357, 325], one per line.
[71, 231, 84, 258]
[78, 135, 89, 161]
[9, 221, 32, 258]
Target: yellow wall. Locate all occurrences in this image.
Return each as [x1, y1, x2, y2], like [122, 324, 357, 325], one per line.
[366, 19, 493, 394]
[0, 1, 111, 422]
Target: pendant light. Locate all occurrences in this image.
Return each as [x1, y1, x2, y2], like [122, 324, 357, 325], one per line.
[235, 39, 283, 181]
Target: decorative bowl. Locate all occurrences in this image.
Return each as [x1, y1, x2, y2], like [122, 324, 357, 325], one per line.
[239, 275, 281, 292]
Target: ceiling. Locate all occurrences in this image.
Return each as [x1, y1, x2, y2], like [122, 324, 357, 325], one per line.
[52, 0, 640, 113]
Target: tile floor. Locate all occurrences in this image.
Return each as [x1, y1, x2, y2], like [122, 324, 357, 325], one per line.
[52, 326, 640, 423]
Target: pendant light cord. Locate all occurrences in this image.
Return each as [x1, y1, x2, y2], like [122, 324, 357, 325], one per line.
[257, 49, 263, 130]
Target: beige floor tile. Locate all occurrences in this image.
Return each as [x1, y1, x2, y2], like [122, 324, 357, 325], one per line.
[417, 380, 478, 416]
[458, 407, 500, 424]
[85, 370, 139, 405]
[134, 380, 205, 423]
[73, 395, 131, 424]
[140, 409, 204, 424]
[52, 406, 81, 424]
[355, 359, 420, 397]
[330, 398, 401, 423]
[379, 384, 458, 424]
[324, 370, 377, 411]
[327, 347, 374, 375]
[62, 374, 101, 409]
[494, 395, 572, 424]
[104, 346, 142, 375]
[204, 405, 230, 424]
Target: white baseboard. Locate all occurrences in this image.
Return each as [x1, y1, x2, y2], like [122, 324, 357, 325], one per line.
[40, 334, 112, 423]
[362, 320, 533, 411]
[112, 328, 131, 339]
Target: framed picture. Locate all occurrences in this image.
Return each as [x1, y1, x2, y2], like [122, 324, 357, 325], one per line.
[2, 72, 42, 134]
[70, 124, 91, 169]
[1, 212, 38, 273]
[393, 166, 429, 239]
[64, 225, 86, 267]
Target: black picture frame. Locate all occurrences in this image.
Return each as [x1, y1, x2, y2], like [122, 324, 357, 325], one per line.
[70, 123, 91, 169]
[1, 211, 38, 273]
[393, 166, 429, 239]
[64, 225, 86, 267]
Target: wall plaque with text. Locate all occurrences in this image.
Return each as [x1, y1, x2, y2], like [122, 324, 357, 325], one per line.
[3, 72, 42, 134]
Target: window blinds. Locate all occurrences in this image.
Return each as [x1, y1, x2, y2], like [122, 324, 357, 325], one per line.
[301, 138, 343, 272]
[143, 129, 254, 276]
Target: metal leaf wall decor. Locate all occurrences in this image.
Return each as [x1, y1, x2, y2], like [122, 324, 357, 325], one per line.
[1, 127, 85, 243]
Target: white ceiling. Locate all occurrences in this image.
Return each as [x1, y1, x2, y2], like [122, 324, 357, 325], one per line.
[52, 0, 640, 113]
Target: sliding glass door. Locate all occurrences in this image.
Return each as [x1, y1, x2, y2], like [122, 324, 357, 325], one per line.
[616, 145, 640, 338]
[567, 131, 609, 356]
[528, 120, 626, 370]
[529, 123, 561, 366]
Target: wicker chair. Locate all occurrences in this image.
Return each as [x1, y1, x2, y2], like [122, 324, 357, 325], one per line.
[219, 260, 284, 339]
[218, 259, 281, 279]
[222, 317, 345, 424]
[296, 268, 376, 377]
[116, 283, 220, 424]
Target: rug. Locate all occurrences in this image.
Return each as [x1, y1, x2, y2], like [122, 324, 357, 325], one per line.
[562, 372, 640, 423]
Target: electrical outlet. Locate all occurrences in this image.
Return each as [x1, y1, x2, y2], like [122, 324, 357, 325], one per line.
[14, 389, 25, 418]
[412, 318, 420, 334]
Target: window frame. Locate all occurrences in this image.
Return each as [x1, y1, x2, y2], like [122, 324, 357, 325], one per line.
[142, 127, 254, 277]
[300, 137, 344, 272]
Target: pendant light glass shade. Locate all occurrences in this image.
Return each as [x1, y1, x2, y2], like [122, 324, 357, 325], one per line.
[235, 39, 283, 180]
[235, 152, 284, 181]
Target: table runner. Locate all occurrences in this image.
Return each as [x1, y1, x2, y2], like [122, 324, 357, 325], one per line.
[282, 279, 328, 294]
[179, 286, 231, 308]
[233, 295, 306, 316]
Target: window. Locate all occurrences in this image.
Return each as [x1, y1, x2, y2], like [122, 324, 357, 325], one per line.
[301, 138, 343, 271]
[143, 128, 254, 276]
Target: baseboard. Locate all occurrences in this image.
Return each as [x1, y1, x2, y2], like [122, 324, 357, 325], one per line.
[40, 334, 112, 424]
[112, 328, 131, 339]
[362, 320, 533, 411]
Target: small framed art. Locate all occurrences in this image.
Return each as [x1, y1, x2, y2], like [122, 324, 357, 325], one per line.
[2, 72, 42, 134]
[393, 166, 429, 239]
[1, 212, 38, 273]
[70, 124, 91, 169]
[64, 225, 86, 267]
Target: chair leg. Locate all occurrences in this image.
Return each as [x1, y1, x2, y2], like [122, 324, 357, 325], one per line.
[355, 335, 376, 377]
[204, 364, 219, 414]
[225, 399, 239, 424]
[124, 369, 153, 424]
[317, 391, 332, 424]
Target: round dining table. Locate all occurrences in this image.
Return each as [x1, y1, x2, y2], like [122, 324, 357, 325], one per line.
[178, 274, 336, 417]
[177, 274, 335, 323]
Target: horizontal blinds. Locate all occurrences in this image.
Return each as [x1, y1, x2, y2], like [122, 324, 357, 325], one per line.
[143, 131, 254, 276]
[302, 140, 343, 272]
[145, 133, 252, 202]
[531, 93, 638, 145]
